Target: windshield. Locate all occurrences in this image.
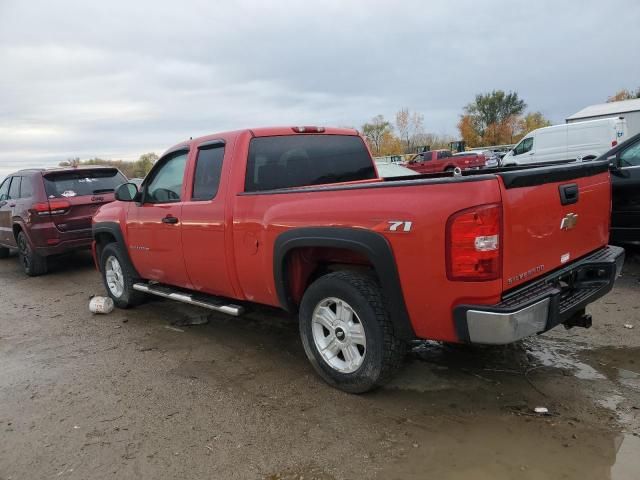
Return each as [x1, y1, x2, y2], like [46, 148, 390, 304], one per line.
[43, 169, 127, 198]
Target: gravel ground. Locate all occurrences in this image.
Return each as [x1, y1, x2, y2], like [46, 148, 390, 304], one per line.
[0, 248, 639, 479]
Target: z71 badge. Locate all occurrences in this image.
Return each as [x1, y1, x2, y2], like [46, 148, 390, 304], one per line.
[388, 221, 412, 232]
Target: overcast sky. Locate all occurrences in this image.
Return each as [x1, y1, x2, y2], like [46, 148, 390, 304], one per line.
[1, 0, 639, 176]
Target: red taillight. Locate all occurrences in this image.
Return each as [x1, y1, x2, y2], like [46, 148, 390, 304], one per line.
[292, 126, 325, 133]
[49, 199, 71, 215]
[446, 203, 502, 281]
[31, 200, 71, 216]
[611, 140, 618, 147]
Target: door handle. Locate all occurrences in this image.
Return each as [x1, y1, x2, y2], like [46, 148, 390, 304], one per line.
[559, 183, 579, 205]
[162, 215, 179, 224]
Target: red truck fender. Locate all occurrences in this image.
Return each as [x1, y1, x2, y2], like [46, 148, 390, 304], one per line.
[273, 227, 416, 340]
[92, 221, 140, 278]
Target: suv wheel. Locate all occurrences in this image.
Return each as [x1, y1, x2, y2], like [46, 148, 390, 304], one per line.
[17, 231, 47, 276]
[0, 247, 9, 259]
[299, 271, 407, 393]
[100, 242, 144, 308]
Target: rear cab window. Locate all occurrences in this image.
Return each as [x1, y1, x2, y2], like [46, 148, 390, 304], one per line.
[44, 169, 127, 198]
[245, 135, 376, 192]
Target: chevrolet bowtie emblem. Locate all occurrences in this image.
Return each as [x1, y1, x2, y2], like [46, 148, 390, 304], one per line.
[560, 213, 579, 230]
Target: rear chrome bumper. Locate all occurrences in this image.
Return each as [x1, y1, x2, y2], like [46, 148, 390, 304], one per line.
[454, 245, 625, 345]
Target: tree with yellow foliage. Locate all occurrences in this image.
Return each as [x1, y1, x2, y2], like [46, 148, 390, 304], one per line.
[457, 91, 551, 147]
[607, 88, 640, 103]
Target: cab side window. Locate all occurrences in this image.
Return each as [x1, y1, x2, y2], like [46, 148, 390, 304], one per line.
[620, 142, 640, 167]
[8, 177, 21, 199]
[514, 137, 533, 156]
[144, 152, 188, 203]
[192, 145, 224, 200]
[0, 179, 9, 201]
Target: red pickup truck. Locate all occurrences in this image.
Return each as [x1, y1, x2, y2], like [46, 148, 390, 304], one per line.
[92, 126, 624, 393]
[405, 149, 485, 174]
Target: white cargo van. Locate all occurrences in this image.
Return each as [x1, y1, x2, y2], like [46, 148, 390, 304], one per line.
[502, 117, 627, 166]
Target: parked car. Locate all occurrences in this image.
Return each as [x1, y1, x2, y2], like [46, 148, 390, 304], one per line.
[374, 161, 418, 178]
[92, 126, 623, 393]
[0, 167, 127, 275]
[598, 132, 640, 243]
[406, 149, 485, 174]
[453, 150, 498, 168]
[502, 117, 628, 166]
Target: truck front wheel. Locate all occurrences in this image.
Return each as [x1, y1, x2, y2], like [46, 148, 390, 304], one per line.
[299, 271, 407, 393]
[100, 242, 145, 308]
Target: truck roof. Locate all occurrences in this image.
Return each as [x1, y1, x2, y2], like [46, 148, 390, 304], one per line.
[162, 126, 360, 158]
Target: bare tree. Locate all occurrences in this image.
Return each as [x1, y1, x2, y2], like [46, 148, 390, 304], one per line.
[409, 112, 425, 151]
[395, 108, 410, 153]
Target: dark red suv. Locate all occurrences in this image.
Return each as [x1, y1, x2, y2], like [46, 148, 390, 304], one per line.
[0, 167, 127, 276]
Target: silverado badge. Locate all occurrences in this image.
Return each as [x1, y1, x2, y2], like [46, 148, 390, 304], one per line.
[560, 213, 578, 230]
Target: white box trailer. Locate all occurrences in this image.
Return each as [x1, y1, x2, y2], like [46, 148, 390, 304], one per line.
[567, 98, 640, 137]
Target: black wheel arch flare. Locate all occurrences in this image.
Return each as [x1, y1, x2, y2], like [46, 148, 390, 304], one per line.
[92, 221, 140, 277]
[273, 227, 415, 340]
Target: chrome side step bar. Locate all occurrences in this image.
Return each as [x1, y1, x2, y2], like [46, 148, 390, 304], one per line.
[133, 283, 244, 316]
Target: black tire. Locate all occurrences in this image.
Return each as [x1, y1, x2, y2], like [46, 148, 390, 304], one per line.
[299, 271, 407, 393]
[100, 242, 145, 308]
[445, 166, 455, 172]
[17, 231, 47, 276]
[0, 247, 9, 259]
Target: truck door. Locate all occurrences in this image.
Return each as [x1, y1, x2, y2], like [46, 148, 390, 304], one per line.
[611, 139, 640, 236]
[127, 150, 190, 287]
[0, 177, 13, 245]
[180, 140, 235, 297]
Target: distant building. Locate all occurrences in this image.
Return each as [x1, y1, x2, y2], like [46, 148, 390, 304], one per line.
[567, 98, 640, 137]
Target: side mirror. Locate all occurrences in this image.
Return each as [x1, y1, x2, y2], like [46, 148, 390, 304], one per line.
[607, 154, 619, 171]
[115, 182, 139, 202]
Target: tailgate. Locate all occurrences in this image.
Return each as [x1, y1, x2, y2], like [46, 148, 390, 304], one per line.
[498, 162, 611, 291]
[52, 194, 116, 231]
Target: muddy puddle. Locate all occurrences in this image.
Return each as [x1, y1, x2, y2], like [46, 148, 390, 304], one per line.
[377, 338, 640, 479]
[378, 422, 639, 480]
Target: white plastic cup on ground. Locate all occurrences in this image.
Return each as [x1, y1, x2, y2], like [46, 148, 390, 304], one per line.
[89, 296, 114, 314]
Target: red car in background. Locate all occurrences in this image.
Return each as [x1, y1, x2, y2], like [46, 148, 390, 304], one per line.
[405, 149, 485, 174]
[0, 167, 127, 276]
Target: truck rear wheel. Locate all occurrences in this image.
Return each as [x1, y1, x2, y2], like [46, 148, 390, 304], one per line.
[0, 246, 9, 259]
[100, 242, 145, 308]
[299, 271, 407, 393]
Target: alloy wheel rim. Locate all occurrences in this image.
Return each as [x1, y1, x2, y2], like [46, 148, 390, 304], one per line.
[18, 235, 30, 270]
[311, 297, 367, 373]
[105, 256, 125, 298]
